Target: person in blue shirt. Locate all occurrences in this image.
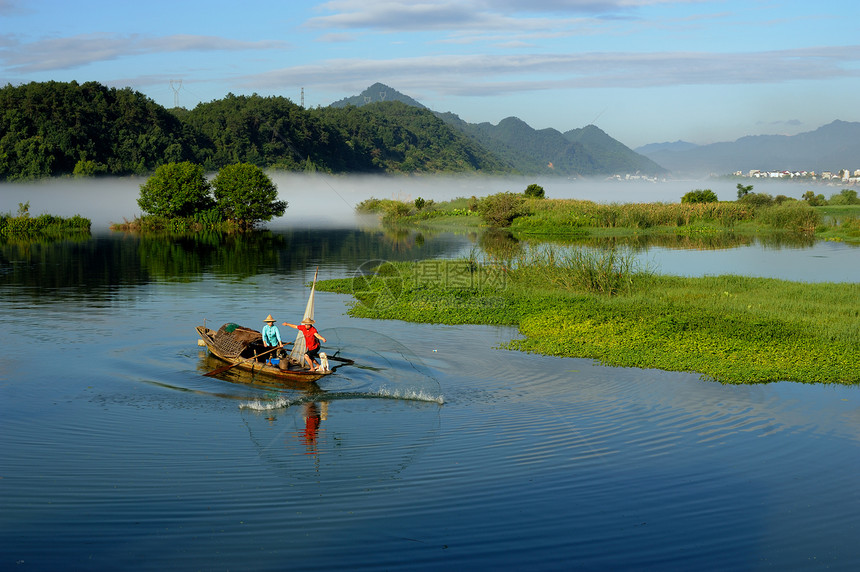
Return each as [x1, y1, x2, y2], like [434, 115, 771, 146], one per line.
[261, 315, 283, 362]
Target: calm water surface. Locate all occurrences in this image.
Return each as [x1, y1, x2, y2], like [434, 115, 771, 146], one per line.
[2, 178, 860, 570]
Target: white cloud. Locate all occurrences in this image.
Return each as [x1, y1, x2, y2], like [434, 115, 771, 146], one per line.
[315, 32, 358, 43]
[241, 45, 860, 95]
[306, 0, 668, 32]
[0, 0, 30, 16]
[0, 33, 289, 72]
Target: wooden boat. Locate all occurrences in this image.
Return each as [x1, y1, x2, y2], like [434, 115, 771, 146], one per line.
[196, 323, 333, 382]
[197, 267, 350, 383]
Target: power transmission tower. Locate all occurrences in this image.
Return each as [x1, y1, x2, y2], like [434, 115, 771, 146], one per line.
[300, 87, 304, 108]
[170, 79, 183, 108]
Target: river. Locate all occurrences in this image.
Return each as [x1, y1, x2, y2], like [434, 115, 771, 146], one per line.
[1, 176, 859, 570]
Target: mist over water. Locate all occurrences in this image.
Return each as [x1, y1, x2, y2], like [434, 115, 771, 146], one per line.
[0, 173, 819, 232]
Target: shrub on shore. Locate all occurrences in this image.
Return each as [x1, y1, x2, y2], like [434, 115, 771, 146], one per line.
[478, 192, 527, 227]
[827, 189, 860, 205]
[524, 183, 545, 199]
[681, 189, 718, 204]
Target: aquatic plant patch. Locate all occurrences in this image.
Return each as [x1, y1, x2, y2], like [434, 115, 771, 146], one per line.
[511, 305, 857, 384]
[318, 259, 860, 385]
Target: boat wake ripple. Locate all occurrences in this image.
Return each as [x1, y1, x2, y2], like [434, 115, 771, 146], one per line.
[239, 386, 444, 411]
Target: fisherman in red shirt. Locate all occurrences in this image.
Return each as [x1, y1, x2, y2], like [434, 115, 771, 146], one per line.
[282, 317, 327, 371]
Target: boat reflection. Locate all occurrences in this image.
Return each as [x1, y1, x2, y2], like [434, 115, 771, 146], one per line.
[241, 393, 441, 484]
[300, 401, 327, 455]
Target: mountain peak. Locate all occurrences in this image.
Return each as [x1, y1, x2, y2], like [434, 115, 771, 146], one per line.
[329, 83, 426, 109]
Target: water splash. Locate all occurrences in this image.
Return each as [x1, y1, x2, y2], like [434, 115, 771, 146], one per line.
[374, 385, 445, 404]
[239, 387, 443, 410]
[240, 396, 292, 411]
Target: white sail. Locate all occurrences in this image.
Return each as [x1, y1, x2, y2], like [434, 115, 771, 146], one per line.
[289, 267, 317, 363]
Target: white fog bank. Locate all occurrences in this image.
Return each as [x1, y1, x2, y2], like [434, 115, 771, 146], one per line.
[0, 173, 819, 232]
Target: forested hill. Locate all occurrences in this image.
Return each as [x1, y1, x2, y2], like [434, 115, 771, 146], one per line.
[0, 81, 200, 180]
[332, 83, 665, 177]
[436, 112, 665, 177]
[0, 80, 662, 182]
[0, 81, 509, 181]
[563, 125, 666, 176]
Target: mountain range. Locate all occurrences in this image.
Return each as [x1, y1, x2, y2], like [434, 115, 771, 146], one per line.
[3, 80, 853, 181]
[335, 83, 860, 178]
[635, 120, 860, 176]
[334, 83, 665, 177]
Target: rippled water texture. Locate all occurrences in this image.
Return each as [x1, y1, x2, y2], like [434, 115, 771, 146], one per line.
[2, 178, 859, 570]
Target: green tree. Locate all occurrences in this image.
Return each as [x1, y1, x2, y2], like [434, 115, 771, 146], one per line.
[736, 183, 754, 199]
[478, 192, 526, 227]
[739, 192, 774, 207]
[802, 191, 826, 206]
[524, 183, 545, 198]
[73, 159, 107, 177]
[137, 161, 213, 218]
[828, 189, 859, 205]
[212, 163, 287, 227]
[682, 189, 718, 204]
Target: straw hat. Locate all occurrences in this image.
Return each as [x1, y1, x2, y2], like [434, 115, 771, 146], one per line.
[301, 318, 315, 325]
[264, 314, 276, 323]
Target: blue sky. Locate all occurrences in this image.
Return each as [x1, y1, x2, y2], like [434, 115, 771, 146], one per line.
[2, 0, 859, 148]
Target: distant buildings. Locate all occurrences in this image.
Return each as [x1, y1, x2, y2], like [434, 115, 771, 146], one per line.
[734, 168, 859, 185]
[605, 173, 663, 183]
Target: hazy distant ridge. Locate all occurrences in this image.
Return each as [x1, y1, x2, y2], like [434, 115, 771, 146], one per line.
[636, 120, 860, 176]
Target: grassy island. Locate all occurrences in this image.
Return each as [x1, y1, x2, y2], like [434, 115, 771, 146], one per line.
[0, 202, 91, 238]
[357, 190, 860, 243]
[317, 254, 859, 385]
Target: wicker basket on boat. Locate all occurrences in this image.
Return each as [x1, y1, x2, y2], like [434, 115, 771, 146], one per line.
[211, 323, 262, 359]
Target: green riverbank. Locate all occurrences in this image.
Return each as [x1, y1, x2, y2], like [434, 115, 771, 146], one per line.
[361, 196, 860, 243]
[318, 258, 860, 385]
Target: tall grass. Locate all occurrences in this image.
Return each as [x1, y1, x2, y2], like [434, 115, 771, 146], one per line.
[110, 215, 240, 232]
[0, 212, 91, 235]
[817, 213, 860, 241]
[496, 244, 649, 296]
[509, 198, 826, 235]
[756, 202, 821, 232]
[512, 199, 759, 233]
